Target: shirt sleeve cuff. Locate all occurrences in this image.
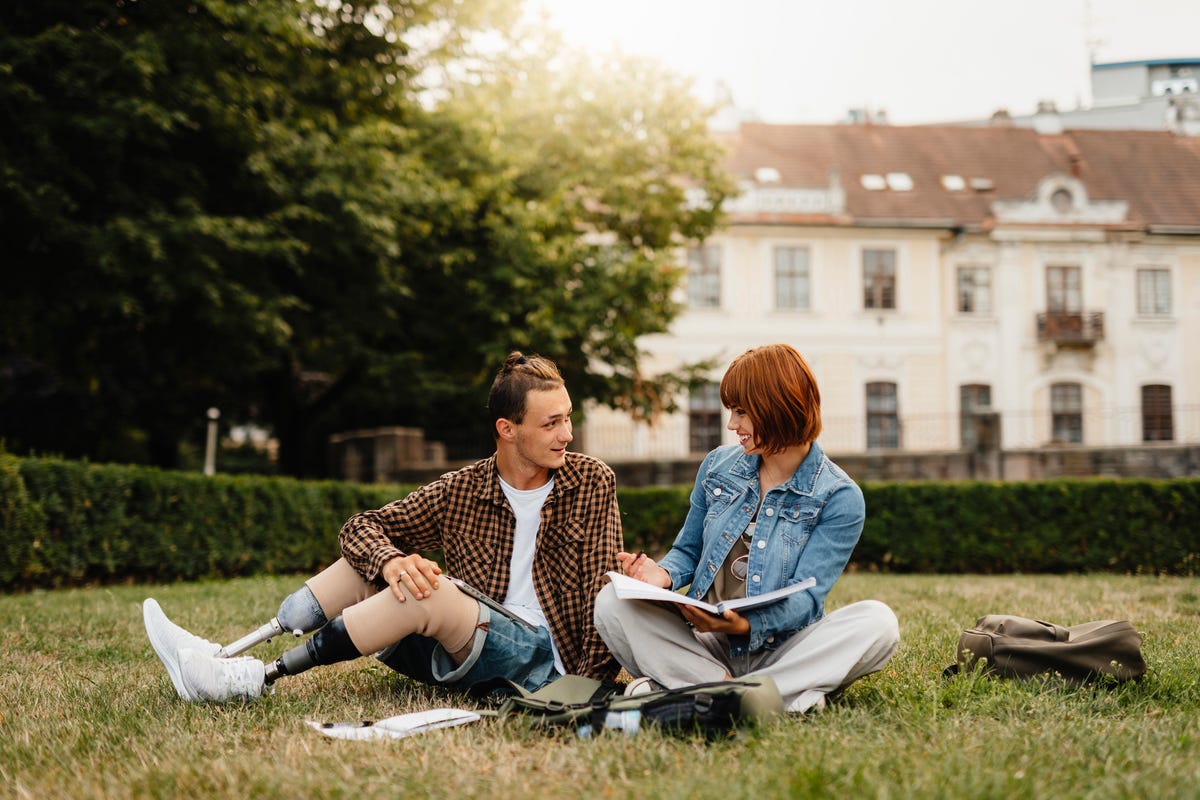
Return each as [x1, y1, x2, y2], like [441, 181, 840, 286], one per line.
[367, 546, 406, 581]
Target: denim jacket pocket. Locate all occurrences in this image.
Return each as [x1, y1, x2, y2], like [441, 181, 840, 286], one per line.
[776, 503, 819, 548]
[701, 475, 739, 521]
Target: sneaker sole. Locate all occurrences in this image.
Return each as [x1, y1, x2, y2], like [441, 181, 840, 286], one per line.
[143, 598, 196, 701]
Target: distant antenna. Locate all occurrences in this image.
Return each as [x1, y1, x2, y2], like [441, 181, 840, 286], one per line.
[1083, 0, 1106, 66]
[1081, 0, 1104, 109]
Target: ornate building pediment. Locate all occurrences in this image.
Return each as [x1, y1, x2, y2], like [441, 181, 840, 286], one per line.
[992, 175, 1129, 225]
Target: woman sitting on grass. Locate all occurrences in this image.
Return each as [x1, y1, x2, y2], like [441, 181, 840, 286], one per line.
[594, 343, 899, 712]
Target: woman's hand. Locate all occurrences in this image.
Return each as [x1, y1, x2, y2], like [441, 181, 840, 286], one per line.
[381, 554, 442, 602]
[615, 551, 671, 588]
[681, 605, 751, 636]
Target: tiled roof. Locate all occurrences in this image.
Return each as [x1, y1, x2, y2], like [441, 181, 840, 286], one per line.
[722, 123, 1200, 231]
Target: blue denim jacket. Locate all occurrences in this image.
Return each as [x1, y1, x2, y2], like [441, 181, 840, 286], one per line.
[657, 441, 865, 655]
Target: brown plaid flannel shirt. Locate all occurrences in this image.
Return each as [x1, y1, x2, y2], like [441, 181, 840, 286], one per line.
[338, 451, 622, 681]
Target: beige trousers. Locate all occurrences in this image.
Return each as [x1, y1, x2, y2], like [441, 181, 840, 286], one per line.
[305, 558, 479, 659]
[593, 582, 900, 712]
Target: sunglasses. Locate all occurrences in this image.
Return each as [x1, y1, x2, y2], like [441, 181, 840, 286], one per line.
[731, 554, 750, 582]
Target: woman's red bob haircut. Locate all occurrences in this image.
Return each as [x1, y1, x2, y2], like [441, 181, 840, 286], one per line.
[719, 344, 822, 454]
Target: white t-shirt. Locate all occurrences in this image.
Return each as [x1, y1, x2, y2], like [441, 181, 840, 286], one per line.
[498, 476, 563, 673]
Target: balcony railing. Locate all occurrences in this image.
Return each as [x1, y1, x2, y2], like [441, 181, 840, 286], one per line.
[1036, 311, 1105, 345]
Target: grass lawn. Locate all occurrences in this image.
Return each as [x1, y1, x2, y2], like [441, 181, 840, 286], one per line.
[2, 572, 1199, 799]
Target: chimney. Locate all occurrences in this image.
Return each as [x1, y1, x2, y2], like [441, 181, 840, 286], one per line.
[1170, 96, 1200, 136]
[1032, 100, 1063, 135]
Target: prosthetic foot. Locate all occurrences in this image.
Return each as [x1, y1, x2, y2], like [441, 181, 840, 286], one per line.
[143, 598, 222, 701]
[180, 648, 267, 702]
[181, 616, 361, 702]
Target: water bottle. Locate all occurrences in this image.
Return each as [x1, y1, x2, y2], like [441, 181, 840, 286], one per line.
[576, 709, 641, 738]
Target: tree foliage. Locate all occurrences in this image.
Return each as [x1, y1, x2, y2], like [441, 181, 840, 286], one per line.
[0, 1, 732, 476]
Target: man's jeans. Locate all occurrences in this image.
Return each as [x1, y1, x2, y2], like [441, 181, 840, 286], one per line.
[378, 603, 558, 693]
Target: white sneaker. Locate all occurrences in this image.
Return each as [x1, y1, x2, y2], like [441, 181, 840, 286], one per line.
[143, 598, 222, 701]
[179, 647, 267, 703]
[623, 676, 661, 696]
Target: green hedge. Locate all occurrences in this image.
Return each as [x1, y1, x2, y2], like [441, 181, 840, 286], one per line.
[2, 454, 1198, 590]
[621, 478, 1200, 576]
[1, 454, 397, 589]
[854, 479, 1200, 575]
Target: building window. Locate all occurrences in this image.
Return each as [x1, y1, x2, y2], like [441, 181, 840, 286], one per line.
[774, 246, 810, 310]
[1046, 265, 1082, 313]
[956, 266, 992, 314]
[1136, 268, 1171, 316]
[862, 248, 896, 310]
[688, 382, 723, 454]
[1050, 188, 1074, 214]
[959, 383, 992, 448]
[866, 382, 900, 449]
[1141, 384, 1174, 442]
[1050, 382, 1083, 444]
[687, 245, 721, 309]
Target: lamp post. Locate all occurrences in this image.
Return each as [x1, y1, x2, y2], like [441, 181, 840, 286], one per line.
[204, 407, 220, 476]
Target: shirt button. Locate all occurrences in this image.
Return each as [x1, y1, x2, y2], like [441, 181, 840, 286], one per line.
[764, 508, 774, 517]
[752, 575, 761, 583]
[766, 636, 775, 643]
[757, 540, 767, 549]
[713, 488, 722, 496]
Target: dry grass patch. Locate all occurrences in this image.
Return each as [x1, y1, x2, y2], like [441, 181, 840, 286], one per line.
[2, 573, 1200, 799]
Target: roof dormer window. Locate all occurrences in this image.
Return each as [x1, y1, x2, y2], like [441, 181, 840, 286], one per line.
[754, 167, 781, 184]
[941, 175, 966, 191]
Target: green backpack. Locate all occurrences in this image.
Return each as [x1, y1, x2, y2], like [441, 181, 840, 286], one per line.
[491, 674, 785, 739]
[945, 615, 1147, 683]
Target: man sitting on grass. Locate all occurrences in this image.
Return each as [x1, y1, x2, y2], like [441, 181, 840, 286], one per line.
[143, 351, 622, 701]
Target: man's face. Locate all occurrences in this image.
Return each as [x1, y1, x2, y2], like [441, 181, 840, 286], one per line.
[510, 386, 574, 471]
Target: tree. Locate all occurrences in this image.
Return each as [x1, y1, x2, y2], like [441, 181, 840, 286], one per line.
[0, 1, 733, 476]
[0, 0, 516, 471]
[326, 31, 736, 456]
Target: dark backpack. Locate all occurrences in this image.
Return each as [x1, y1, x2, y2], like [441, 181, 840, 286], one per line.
[491, 673, 784, 740]
[945, 615, 1147, 683]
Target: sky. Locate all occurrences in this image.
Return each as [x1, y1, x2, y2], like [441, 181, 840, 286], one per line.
[526, 0, 1200, 125]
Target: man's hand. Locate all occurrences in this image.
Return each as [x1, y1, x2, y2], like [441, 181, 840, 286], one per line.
[381, 554, 442, 602]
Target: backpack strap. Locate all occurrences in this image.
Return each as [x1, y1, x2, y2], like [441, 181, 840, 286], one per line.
[973, 615, 1069, 642]
[485, 675, 784, 737]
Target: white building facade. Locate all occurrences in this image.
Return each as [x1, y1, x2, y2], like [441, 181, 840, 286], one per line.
[582, 123, 1200, 469]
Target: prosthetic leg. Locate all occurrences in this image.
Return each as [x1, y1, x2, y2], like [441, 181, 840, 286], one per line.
[177, 573, 481, 703]
[216, 583, 327, 657]
[143, 586, 332, 702]
[216, 558, 378, 657]
[147, 560, 383, 702]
